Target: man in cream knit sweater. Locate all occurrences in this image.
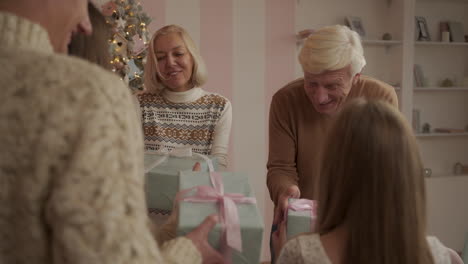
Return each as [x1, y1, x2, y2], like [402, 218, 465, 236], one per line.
[0, 0, 221, 263]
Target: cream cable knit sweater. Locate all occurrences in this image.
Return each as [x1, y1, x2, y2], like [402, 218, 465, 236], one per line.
[0, 12, 200, 264]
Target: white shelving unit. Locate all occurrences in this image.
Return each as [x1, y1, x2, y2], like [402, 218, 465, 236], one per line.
[411, 0, 468, 252]
[411, 0, 468, 177]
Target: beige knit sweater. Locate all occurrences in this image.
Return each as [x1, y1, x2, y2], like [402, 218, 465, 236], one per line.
[0, 12, 200, 264]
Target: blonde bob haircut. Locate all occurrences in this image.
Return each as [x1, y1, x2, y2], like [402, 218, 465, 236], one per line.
[299, 25, 366, 77]
[144, 24, 207, 92]
[317, 99, 434, 264]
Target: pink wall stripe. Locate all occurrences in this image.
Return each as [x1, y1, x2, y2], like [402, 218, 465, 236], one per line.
[200, 0, 233, 101]
[140, 0, 166, 34]
[200, 0, 234, 168]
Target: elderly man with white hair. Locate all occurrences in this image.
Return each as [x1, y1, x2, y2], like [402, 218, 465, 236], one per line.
[267, 24, 398, 261]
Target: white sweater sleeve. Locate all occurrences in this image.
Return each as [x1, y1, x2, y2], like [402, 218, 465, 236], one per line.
[211, 99, 232, 170]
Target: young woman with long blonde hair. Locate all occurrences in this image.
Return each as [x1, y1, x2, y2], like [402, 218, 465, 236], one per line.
[274, 99, 463, 264]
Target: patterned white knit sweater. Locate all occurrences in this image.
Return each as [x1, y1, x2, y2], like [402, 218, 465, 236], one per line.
[137, 88, 232, 168]
[0, 11, 200, 264]
[277, 233, 453, 264]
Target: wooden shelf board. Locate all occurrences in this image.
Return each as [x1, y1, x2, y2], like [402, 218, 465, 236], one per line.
[416, 132, 468, 138]
[362, 40, 403, 46]
[426, 174, 468, 179]
[418, 0, 468, 3]
[414, 87, 468, 91]
[415, 41, 468, 46]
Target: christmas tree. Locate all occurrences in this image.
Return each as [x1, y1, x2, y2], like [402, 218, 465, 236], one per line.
[100, 0, 152, 92]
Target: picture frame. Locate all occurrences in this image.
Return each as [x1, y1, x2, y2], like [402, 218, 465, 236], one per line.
[412, 109, 421, 133]
[346, 16, 366, 38]
[413, 64, 425, 87]
[415, 16, 431, 41]
[448, 21, 465, 42]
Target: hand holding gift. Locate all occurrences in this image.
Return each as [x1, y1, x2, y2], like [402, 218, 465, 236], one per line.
[273, 185, 301, 225]
[177, 171, 264, 264]
[271, 217, 287, 259]
[186, 215, 224, 264]
[285, 198, 317, 239]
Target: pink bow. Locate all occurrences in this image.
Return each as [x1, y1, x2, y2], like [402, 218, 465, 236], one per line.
[179, 172, 256, 262]
[286, 199, 317, 233]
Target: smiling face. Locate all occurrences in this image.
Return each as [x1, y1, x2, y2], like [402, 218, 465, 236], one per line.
[303, 66, 359, 116]
[154, 32, 194, 92]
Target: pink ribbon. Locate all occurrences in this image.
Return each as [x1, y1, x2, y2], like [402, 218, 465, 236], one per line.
[179, 172, 256, 262]
[286, 199, 317, 233]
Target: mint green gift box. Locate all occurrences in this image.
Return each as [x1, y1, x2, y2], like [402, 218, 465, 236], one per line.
[177, 171, 264, 264]
[144, 153, 217, 211]
[286, 198, 317, 239]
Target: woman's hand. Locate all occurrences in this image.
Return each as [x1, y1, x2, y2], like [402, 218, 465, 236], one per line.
[192, 162, 201, 171]
[186, 215, 224, 264]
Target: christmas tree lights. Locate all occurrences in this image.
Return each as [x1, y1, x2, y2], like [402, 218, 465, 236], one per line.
[100, 0, 152, 92]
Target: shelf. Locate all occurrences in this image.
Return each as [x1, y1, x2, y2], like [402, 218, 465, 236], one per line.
[414, 87, 468, 91]
[297, 39, 403, 47]
[415, 41, 468, 46]
[416, 132, 468, 138]
[417, 0, 468, 3]
[426, 174, 468, 179]
[362, 40, 402, 46]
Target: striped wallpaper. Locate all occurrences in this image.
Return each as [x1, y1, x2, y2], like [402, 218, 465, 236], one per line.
[140, 1, 296, 260]
[92, 0, 297, 260]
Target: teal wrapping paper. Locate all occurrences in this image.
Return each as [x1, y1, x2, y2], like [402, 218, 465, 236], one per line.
[286, 198, 317, 240]
[144, 153, 217, 210]
[177, 171, 264, 264]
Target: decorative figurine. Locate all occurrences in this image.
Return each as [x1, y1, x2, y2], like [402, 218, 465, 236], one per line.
[382, 33, 392, 40]
[454, 162, 463, 175]
[422, 123, 431, 133]
[423, 168, 432, 177]
[440, 78, 454, 87]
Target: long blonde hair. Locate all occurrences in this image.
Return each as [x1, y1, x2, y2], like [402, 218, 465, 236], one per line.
[144, 24, 207, 93]
[317, 99, 434, 264]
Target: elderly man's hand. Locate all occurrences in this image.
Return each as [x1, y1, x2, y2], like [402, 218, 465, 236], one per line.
[272, 218, 287, 259]
[273, 185, 300, 225]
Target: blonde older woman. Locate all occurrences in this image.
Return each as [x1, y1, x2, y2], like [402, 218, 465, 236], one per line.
[137, 25, 232, 170]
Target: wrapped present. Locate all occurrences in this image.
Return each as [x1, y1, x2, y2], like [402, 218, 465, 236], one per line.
[144, 147, 217, 211]
[286, 198, 317, 239]
[177, 171, 264, 264]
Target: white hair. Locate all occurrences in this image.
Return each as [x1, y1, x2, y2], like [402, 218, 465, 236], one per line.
[299, 25, 366, 76]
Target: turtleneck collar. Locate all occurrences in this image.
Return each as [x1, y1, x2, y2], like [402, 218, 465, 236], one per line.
[162, 87, 204, 103]
[0, 11, 53, 54]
